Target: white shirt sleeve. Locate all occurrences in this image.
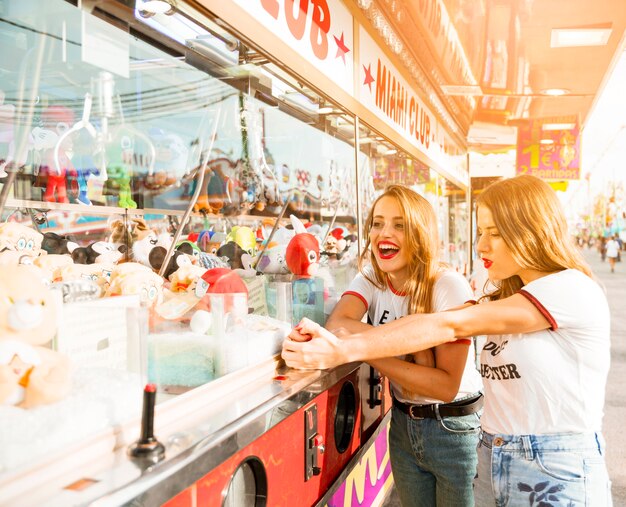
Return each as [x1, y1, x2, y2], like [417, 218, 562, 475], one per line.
[344, 266, 377, 311]
[432, 270, 474, 312]
[519, 269, 609, 331]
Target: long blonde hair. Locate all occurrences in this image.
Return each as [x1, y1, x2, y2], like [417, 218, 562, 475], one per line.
[477, 175, 592, 300]
[360, 185, 440, 314]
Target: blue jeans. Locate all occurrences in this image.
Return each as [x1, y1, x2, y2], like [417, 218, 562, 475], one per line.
[389, 405, 480, 507]
[475, 431, 613, 506]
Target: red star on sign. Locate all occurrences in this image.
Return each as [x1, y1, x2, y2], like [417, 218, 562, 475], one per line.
[363, 63, 375, 93]
[334, 32, 350, 65]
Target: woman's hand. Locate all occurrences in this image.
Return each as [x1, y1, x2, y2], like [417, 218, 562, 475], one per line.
[282, 318, 350, 370]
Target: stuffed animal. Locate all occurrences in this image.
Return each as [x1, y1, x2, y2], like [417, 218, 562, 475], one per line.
[216, 241, 247, 270]
[225, 226, 257, 255]
[130, 218, 162, 266]
[0, 222, 44, 258]
[198, 230, 226, 255]
[0, 249, 34, 267]
[0, 265, 71, 407]
[41, 232, 78, 255]
[149, 245, 192, 280]
[60, 262, 113, 293]
[195, 267, 248, 310]
[34, 254, 74, 282]
[36, 105, 75, 203]
[72, 241, 125, 265]
[322, 227, 348, 260]
[255, 242, 289, 274]
[169, 264, 206, 293]
[285, 215, 320, 278]
[106, 264, 164, 307]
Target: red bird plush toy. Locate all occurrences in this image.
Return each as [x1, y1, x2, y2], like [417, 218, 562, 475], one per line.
[285, 215, 320, 278]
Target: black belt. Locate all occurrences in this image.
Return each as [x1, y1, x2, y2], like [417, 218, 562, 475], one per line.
[393, 393, 483, 419]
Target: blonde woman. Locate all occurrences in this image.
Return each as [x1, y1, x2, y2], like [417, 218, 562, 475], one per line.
[323, 185, 482, 506]
[284, 176, 612, 506]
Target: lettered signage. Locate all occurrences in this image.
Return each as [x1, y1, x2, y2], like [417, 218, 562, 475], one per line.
[358, 27, 467, 186]
[516, 116, 580, 180]
[231, 0, 354, 93]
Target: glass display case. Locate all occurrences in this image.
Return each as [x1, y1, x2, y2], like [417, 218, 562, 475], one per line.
[0, 0, 469, 504]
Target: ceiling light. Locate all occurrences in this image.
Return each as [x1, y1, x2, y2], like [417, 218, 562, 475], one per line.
[440, 84, 483, 96]
[551, 26, 612, 48]
[542, 122, 576, 130]
[317, 106, 334, 114]
[540, 88, 570, 96]
[140, 0, 176, 13]
[539, 139, 555, 145]
[385, 149, 397, 155]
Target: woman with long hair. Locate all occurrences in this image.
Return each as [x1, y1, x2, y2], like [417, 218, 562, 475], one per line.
[324, 185, 482, 506]
[284, 175, 612, 506]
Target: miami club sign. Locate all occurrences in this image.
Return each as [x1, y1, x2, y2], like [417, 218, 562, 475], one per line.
[233, 0, 354, 93]
[358, 26, 452, 173]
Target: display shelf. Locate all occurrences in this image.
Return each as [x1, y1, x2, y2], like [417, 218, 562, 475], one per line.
[4, 198, 188, 217]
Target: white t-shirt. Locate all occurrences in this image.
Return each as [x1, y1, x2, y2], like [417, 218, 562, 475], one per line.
[345, 266, 482, 404]
[606, 240, 619, 258]
[480, 269, 610, 435]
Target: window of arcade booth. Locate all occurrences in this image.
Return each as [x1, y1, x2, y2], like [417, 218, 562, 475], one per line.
[0, 0, 360, 474]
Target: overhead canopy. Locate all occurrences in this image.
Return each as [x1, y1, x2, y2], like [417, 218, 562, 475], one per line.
[369, 0, 626, 151]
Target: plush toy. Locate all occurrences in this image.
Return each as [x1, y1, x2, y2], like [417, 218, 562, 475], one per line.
[69, 128, 101, 205]
[193, 158, 233, 214]
[285, 215, 320, 278]
[169, 264, 206, 293]
[60, 262, 113, 293]
[0, 222, 44, 258]
[216, 241, 247, 270]
[0, 265, 71, 407]
[0, 249, 34, 267]
[72, 241, 125, 265]
[256, 242, 289, 274]
[149, 245, 192, 280]
[130, 218, 161, 266]
[34, 254, 74, 282]
[106, 264, 164, 307]
[195, 267, 248, 312]
[323, 228, 348, 260]
[105, 166, 136, 208]
[41, 232, 78, 256]
[225, 226, 257, 255]
[176, 240, 201, 262]
[197, 230, 226, 255]
[37, 105, 75, 203]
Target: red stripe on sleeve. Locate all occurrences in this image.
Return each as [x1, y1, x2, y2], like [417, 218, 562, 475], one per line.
[342, 291, 368, 311]
[518, 289, 558, 330]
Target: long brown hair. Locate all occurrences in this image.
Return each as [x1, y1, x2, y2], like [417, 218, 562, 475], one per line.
[360, 185, 441, 314]
[476, 175, 592, 300]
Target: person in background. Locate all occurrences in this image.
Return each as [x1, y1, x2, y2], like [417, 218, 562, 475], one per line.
[606, 234, 620, 273]
[323, 185, 482, 507]
[283, 175, 612, 506]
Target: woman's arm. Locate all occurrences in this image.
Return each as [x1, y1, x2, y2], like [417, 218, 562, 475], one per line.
[282, 293, 550, 369]
[370, 342, 470, 402]
[324, 294, 373, 334]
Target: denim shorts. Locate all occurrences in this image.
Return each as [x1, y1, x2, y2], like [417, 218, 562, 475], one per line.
[475, 431, 612, 506]
[389, 404, 481, 507]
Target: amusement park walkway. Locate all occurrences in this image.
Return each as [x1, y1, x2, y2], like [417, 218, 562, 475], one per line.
[382, 246, 626, 506]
